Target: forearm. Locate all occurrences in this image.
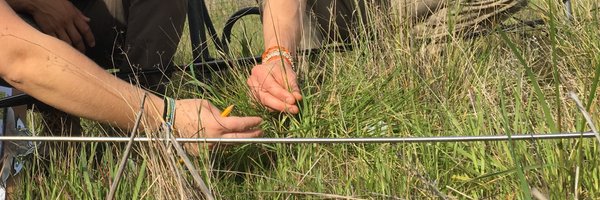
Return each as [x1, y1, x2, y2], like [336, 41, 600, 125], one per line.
[262, 0, 304, 55]
[0, 4, 164, 131]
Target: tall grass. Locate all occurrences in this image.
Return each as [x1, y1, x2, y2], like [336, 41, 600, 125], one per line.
[10, 0, 600, 199]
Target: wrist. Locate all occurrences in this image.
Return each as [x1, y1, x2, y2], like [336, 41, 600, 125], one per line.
[141, 95, 167, 132]
[265, 56, 293, 68]
[265, 39, 296, 56]
[262, 46, 295, 69]
[162, 96, 176, 133]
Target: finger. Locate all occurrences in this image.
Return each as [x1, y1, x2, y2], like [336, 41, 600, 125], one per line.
[78, 11, 91, 22]
[249, 76, 298, 113]
[74, 15, 95, 47]
[251, 76, 298, 113]
[251, 66, 297, 104]
[246, 78, 273, 112]
[66, 23, 85, 52]
[284, 74, 303, 101]
[268, 62, 302, 101]
[221, 129, 263, 139]
[56, 29, 72, 46]
[278, 75, 301, 98]
[205, 130, 263, 150]
[257, 73, 297, 105]
[292, 91, 303, 101]
[257, 89, 299, 113]
[283, 70, 302, 100]
[34, 16, 57, 36]
[219, 116, 262, 132]
[71, 3, 91, 22]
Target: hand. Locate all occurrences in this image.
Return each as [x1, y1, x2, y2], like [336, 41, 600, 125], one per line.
[29, 0, 95, 52]
[247, 59, 302, 114]
[173, 99, 263, 155]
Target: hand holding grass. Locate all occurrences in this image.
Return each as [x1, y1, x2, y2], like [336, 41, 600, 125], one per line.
[174, 100, 263, 155]
[250, 0, 304, 114]
[247, 58, 302, 114]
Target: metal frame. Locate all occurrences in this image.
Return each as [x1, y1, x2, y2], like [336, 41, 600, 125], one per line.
[188, 1, 261, 62]
[0, 132, 596, 143]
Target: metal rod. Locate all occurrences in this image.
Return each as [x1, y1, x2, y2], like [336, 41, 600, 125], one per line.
[107, 94, 146, 200]
[0, 132, 595, 144]
[565, 0, 573, 21]
[168, 131, 214, 200]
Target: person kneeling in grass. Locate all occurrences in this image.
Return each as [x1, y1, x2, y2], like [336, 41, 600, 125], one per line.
[7, 0, 189, 135]
[0, 1, 263, 155]
[248, 0, 527, 115]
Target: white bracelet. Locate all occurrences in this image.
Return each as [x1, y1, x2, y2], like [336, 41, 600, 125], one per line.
[263, 50, 294, 69]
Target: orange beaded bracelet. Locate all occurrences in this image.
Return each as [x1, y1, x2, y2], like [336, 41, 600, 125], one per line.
[262, 46, 294, 68]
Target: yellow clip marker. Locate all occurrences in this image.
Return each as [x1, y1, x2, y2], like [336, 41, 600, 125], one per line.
[221, 105, 235, 117]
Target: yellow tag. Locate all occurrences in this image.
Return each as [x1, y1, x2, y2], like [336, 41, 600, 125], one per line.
[220, 105, 235, 117]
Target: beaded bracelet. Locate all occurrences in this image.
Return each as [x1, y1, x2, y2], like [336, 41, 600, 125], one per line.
[262, 46, 294, 69]
[261, 46, 290, 59]
[162, 97, 176, 132]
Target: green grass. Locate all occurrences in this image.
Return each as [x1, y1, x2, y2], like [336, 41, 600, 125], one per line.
[9, 0, 600, 199]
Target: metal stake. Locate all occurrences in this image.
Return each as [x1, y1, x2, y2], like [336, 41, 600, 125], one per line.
[565, 0, 573, 21]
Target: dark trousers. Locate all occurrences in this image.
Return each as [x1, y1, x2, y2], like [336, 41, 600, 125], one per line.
[300, 0, 527, 47]
[75, 0, 188, 93]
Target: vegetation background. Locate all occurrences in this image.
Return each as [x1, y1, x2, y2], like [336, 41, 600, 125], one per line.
[10, 0, 600, 199]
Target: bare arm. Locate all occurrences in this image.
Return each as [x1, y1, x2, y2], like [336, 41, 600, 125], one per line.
[261, 0, 304, 54]
[0, 2, 262, 153]
[247, 0, 304, 114]
[0, 3, 161, 129]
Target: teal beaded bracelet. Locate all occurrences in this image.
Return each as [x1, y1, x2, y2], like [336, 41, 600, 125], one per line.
[163, 97, 176, 131]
